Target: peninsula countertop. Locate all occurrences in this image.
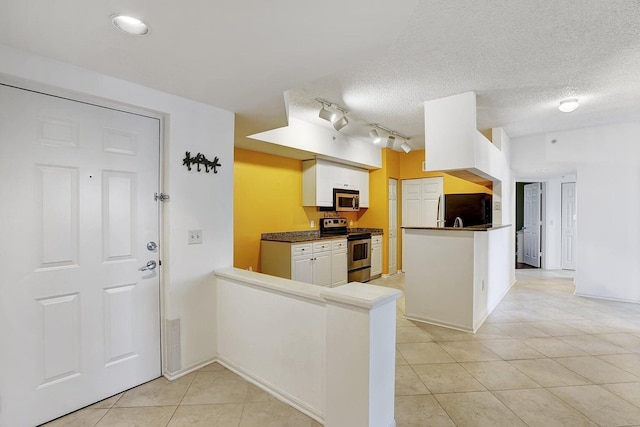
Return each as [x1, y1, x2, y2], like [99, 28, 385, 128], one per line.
[402, 224, 511, 232]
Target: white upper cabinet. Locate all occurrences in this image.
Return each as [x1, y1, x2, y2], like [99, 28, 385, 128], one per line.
[302, 159, 334, 207]
[358, 168, 369, 208]
[302, 159, 369, 208]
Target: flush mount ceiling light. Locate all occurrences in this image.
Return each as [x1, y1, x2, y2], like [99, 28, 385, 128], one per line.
[369, 123, 411, 152]
[558, 98, 579, 113]
[316, 98, 349, 132]
[111, 14, 149, 36]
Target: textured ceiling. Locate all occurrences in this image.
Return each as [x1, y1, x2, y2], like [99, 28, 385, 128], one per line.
[2, 0, 640, 154]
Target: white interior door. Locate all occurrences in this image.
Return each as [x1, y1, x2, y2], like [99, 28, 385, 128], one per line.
[0, 84, 161, 426]
[402, 179, 422, 226]
[561, 182, 577, 270]
[421, 177, 444, 227]
[523, 182, 541, 267]
[401, 177, 443, 227]
[388, 178, 398, 275]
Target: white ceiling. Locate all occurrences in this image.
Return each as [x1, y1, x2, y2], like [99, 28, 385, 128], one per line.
[2, 0, 640, 156]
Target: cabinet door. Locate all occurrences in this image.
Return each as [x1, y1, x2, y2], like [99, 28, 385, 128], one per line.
[371, 245, 382, 277]
[332, 164, 349, 190]
[291, 255, 313, 283]
[331, 250, 348, 286]
[315, 160, 334, 206]
[358, 168, 369, 207]
[313, 252, 332, 287]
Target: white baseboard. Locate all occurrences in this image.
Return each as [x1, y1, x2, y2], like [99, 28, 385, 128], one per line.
[215, 355, 325, 425]
[163, 357, 216, 381]
[574, 291, 640, 305]
[404, 313, 474, 333]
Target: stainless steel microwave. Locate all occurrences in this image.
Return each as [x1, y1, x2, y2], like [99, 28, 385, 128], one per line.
[334, 188, 359, 211]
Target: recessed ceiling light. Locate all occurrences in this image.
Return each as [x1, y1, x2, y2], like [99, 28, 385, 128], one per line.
[558, 98, 579, 113]
[111, 15, 149, 36]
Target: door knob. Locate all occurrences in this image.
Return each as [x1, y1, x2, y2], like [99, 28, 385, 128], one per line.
[139, 260, 157, 271]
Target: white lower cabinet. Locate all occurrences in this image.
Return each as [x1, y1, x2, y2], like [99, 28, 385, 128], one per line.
[310, 241, 332, 287]
[331, 239, 348, 286]
[262, 239, 346, 287]
[371, 235, 383, 279]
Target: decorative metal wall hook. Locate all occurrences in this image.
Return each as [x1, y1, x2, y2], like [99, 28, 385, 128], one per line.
[183, 151, 222, 174]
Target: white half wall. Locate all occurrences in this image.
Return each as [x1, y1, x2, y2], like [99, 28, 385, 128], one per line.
[0, 44, 235, 373]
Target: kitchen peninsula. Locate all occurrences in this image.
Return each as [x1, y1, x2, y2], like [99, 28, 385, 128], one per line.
[402, 225, 514, 332]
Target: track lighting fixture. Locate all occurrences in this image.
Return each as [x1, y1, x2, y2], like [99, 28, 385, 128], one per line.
[369, 129, 382, 144]
[386, 135, 396, 149]
[369, 123, 411, 152]
[316, 98, 349, 131]
[333, 115, 349, 131]
[319, 106, 336, 122]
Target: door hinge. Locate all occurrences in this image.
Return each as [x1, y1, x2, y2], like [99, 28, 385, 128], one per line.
[154, 192, 170, 202]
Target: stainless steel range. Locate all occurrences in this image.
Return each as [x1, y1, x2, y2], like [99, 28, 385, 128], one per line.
[320, 217, 371, 283]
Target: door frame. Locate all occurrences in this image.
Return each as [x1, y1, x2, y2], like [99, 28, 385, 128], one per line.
[516, 180, 546, 268]
[388, 178, 398, 275]
[0, 75, 167, 381]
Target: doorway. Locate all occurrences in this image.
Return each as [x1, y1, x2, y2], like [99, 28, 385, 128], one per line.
[561, 182, 577, 270]
[515, 181, 543, 269]
[0, 82, 163, 426]
[388, 178, 398, 275]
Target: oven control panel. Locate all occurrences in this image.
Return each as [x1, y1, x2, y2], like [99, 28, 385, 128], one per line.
[320, 217, 347, 231]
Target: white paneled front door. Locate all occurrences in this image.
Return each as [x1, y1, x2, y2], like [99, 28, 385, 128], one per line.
[0, 84, 161, 426]
[523, 182, 541, 267]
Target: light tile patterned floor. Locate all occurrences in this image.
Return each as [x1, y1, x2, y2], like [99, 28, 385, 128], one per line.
[45, 269, 640, 426]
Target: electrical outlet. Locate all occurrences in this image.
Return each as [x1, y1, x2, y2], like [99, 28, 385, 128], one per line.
[188, 229, 202, 245]
[310, 220, 315, 228]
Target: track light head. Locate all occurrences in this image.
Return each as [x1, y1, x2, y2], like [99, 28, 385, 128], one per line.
[401, 142, 411, 153]
[386, 135, 396, 148]
[333, 115, 349, 131]
[369, 129, 381, 144]
[319, 107, 336, 123]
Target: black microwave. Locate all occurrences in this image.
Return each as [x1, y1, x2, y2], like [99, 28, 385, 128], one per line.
[334, 188, 359, 211]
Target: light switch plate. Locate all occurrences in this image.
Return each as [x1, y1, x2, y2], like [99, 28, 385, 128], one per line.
[188, 229, 202, 244]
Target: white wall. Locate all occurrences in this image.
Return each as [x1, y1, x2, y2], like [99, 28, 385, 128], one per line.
[0, 44, 235, 373]
[250, 117, 382, 169]
[512, 123, 640, 303]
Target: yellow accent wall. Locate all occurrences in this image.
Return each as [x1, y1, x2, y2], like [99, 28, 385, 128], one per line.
[399, 150, 492, 194]
[234, 148, 359, 271]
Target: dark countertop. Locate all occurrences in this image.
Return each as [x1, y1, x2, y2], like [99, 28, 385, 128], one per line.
[402, 224, 511, 232]
[262, 228, 383, 243]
